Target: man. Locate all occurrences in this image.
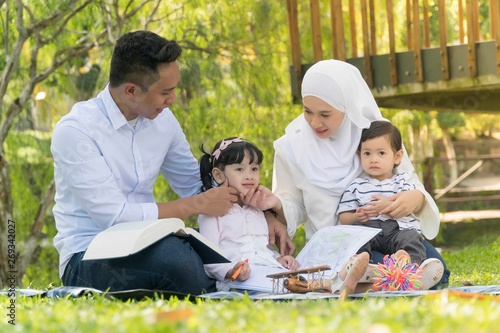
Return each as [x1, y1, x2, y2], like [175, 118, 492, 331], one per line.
[51, 31, 239, 294]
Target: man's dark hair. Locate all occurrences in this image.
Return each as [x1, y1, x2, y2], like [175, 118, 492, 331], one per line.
[109, 30, 182, 90]
[359, 120, 402, 153]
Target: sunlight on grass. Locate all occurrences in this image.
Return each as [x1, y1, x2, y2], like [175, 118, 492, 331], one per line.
[443, 235, 500, 286]
[1, 230, 498, 332]
[2, 294, 499, 332]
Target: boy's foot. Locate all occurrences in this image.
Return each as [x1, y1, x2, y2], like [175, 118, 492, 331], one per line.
[330, 252, 370, 300]
[419, 258, 444, 290]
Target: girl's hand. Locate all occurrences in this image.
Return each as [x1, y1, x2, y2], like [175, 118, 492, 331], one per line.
[379, 190, 424, 219]
[277, 255, 300, 270]
[227, 260, 251, 281]
[241, 185, 279, 211]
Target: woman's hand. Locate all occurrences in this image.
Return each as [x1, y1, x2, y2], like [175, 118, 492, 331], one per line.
[266, 212, 296, 256]
[378, 190, 425, 219]
[241, 185, 280, 211]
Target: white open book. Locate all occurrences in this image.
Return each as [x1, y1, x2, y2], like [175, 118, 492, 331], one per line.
[82, 218, 230, 264]
[229, 225, 381, 292]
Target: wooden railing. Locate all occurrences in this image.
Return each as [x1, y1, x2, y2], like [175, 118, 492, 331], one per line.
[286, 0, 500, 96]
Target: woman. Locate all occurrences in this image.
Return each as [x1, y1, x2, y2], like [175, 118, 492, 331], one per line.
[270, 59, 449, 290]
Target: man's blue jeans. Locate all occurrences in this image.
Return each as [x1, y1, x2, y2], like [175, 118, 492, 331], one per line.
[371, 239, 450, 289]
[62, 235, 216, 295]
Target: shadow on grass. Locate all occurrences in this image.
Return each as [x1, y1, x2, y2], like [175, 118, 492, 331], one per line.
[432, 218, 500, 250]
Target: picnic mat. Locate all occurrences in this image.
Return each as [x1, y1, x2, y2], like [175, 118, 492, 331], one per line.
[1, 285, 500, 301]
[0, 287, 196, 301]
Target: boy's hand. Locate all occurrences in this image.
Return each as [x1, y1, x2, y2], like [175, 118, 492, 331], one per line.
[363, 195, 391, 217]
[354, 207, 370, 222]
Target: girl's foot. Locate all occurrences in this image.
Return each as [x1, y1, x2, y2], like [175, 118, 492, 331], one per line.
[330, 252, 370, 300]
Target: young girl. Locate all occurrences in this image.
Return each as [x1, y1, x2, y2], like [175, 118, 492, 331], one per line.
[198, 137, 299, 291]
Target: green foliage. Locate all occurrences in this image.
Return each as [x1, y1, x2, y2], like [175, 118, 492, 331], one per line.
[466, 114, 500, 138]
[4, 131, 53, 238]
[436, 112, 466, 138]
[5, 0, 500, 291]
[4, 130, 59, 285]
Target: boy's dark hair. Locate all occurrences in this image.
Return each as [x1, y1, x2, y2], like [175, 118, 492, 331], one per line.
[359, 120, 402, 153]
[109, 30, 182, 90]
[199, 137, 264, 192]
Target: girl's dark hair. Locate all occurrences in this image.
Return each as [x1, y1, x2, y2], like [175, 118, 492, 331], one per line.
[109, 30, 182, 90]
[199, 137, 264, 192]
[359, 120, 402, 153]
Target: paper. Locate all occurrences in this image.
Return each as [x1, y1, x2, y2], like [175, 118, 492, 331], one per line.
[229, 225, 381, 292]
[296, 225, 381, 273]
[230, 265, 288, 292]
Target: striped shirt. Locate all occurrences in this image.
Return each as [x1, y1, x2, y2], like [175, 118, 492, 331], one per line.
[337, 172, 421, 232]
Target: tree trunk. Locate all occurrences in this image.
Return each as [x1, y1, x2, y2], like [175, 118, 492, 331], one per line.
[0, 152, 14, 288]
[17, 180, 56, 280]
[441, 130, 458, 182]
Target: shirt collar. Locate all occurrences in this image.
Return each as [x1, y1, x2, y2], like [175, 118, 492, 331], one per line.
[97, 84, 160, 132]
[97, 84, 129, 130]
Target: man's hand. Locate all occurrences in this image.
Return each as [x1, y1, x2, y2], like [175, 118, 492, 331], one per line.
[266, 212, 296, 256]
[198, 180, 238, 216]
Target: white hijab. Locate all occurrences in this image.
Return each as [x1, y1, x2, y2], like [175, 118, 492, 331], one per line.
[278, 60, 384, 195]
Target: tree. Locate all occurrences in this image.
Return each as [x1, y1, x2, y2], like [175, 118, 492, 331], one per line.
[1, 0, 293, 286]
[0, 0, 180, 287]
[1, 0, 91, 287]
[436, 112, 466, 182]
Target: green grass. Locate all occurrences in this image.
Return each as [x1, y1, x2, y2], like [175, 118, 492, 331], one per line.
[2, 235, 499, 332]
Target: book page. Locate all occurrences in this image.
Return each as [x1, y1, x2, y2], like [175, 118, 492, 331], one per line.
[228, 225, 380, 292]
[83, 218, 185, 260]
[174, 228, 230, 264]
[296, 225, 381, 273]
[229, 265, 287, 293]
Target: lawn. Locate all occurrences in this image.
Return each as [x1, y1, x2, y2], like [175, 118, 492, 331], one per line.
[1, 233, 499, 332]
